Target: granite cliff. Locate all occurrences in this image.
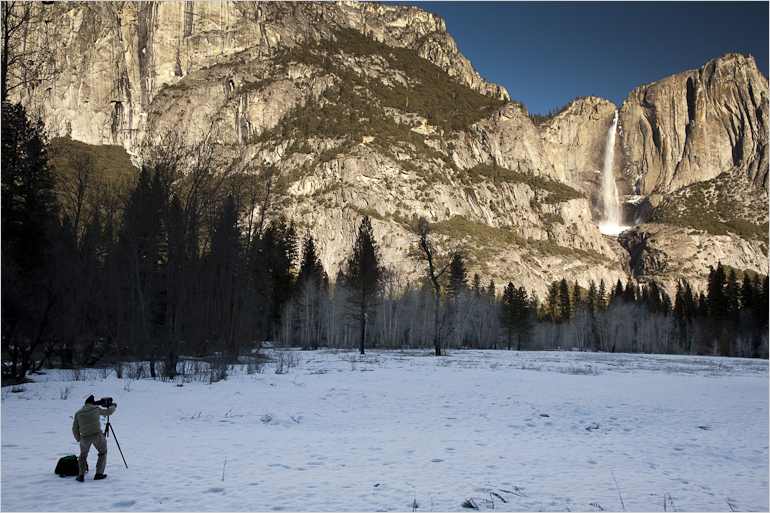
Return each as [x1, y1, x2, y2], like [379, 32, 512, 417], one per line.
[11, 1, 769, 298]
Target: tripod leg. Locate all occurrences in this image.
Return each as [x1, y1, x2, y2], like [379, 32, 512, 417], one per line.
[106, 423, 129, 469]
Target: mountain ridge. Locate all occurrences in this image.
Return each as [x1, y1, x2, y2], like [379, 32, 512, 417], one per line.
[12, 1, 769, 299]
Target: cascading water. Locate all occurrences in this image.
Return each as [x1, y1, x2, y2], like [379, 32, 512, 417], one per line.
[599, 110, 627, 236]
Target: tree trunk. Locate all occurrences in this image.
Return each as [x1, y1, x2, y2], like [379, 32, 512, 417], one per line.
[359, 312, 367, 355]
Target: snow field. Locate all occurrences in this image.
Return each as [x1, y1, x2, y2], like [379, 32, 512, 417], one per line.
[1, 350, 768, 512]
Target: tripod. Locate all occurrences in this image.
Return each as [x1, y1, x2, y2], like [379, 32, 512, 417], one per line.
[104, 416, 128, 468]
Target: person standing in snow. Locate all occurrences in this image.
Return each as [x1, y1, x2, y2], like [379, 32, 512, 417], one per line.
[72, 395, 117, 481]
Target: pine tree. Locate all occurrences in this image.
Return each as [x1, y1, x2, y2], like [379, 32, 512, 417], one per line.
[559, 278, 572, 322]
[297, 231, 327, 289]
[446, 252, 468, 301]
[598, 279, 607, 311]
[2, 102, 57, 275]
[623, 280, 636, 303]
[471, 273, 482, 298]
[613, 279, 624, 301]
[725, 269, 740, 320]
[647, 281, 662, 314]
[697, 292, 708, 317]
[754, 276, 770, 332]
[207, 193, 244, 362]
[261, 218, 298, 326]
[500, 282, 517, 349]
[546, 280, 560, 322]
[1, 101, 60, 383]
[740, 273, 755, 311]
[342, 216, 383, 354]
[572, 281, 582, 313]
[707, 262, 728, 321]
[587, 280, 598, 317]
[486, 279, 496, 300]
[500, 282, 534, 350]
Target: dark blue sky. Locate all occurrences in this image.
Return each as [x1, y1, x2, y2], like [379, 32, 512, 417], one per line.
[392, 1, 769, 116]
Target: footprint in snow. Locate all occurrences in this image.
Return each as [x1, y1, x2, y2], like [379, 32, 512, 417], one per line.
[112, 500, 136, 508]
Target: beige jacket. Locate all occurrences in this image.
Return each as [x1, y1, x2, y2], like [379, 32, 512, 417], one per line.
[72, 403, 117, 442]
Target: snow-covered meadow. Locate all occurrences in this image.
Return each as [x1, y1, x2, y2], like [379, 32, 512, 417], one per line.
[2, 350, 768, 512]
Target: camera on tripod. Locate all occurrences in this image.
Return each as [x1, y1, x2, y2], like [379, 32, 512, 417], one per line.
[98, 397, 113, 408]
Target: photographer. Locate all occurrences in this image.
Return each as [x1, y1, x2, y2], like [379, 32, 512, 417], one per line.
[72, 395, 117, 481]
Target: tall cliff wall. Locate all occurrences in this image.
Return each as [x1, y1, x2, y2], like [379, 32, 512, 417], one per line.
[617, 53, 769, 195]
[539, 96, 618, 220]
[15, 1, 507, 153]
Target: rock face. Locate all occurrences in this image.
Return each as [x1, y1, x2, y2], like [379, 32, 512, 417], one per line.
[617, 53, 769, 195]
[19, 1, 507, 152]
[619, 222, 768, 298]
[13, 2, 769, 298]
[539, 96, 618, 220]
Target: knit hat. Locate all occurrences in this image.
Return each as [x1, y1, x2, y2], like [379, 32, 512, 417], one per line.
[85, 395, 95, 404]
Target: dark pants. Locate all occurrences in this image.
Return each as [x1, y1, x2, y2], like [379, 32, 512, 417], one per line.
[79, 432, 107, 475]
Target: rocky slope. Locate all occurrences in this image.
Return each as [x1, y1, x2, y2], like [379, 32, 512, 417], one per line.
[12, 1, 769, 299]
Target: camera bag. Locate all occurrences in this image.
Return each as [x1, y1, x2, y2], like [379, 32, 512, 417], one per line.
[55, 455, 87, 477]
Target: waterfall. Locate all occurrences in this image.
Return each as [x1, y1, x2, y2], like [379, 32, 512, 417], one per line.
[599, 110, 626, 235]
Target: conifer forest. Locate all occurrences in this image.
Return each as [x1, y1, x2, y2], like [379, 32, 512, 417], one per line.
[3, 99, 768, 386]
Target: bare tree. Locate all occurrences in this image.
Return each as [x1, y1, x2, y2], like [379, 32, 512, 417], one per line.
[1, 1, 55, 102]
[54, 144, 101, 244]
[413, 217, 457, 356]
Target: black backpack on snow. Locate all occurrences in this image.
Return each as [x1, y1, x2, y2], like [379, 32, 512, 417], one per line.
[55, 455, 87, 477]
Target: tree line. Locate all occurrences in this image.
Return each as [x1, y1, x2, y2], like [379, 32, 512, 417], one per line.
[2, 101, 768, 384]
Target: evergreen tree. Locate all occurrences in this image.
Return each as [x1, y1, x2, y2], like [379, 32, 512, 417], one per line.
[587, 280, 598, 317]
[342, 216, 383, 354]
[471, 273, 482, 298]
[558, 278, 572, 322]
[261, 218, 298, 327]
[486, 279, 496, 300]
[446, 252, 468, 301]
[740, 273, 755, 311]
[572, 281, 582, 313]
[707, 263, 727, 319]
[725, 269, 740, 320]
[500, 282, 516, 349]
[623, 280, 636, 303]
[613, 279, 624, 301]
[546, 280, 560, 323]
[754, 276, 770, 332]
[1, 101, 60, 383]
[646, 281, 663, 314]
[697, 292, 708, 318]
[207, 193, 244, 361]
[598, 279, 607, 311]
[499, 282, 534, 350]
[297, 231, 327, 289]
[2, 102, 57, 275]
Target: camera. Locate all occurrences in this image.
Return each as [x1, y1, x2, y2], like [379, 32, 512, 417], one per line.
[98, 397, 113, 408]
